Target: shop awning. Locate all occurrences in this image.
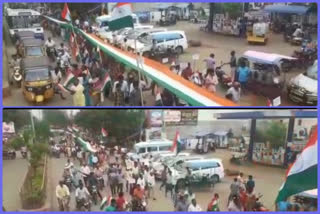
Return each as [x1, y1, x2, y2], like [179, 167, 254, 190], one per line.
[43, 16, 235, 107]
[263, 5, 310, 15]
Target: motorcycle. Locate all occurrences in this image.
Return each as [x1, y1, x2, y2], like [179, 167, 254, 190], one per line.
[3, 150, 16, 160]
[59, 196, 70, 211]
[64, 175, 73, 192]
[97, 176, 104, 190]
[252, 194, 269, 211]
[76, 198, 91, 211]
[47, 47, 56, 62]
[21, 150, 27, 159]
[13, 68, 22, 88]
[129, 198, 147, 211]
[215, 62, 232, 88]
[91, 185, 98, 205]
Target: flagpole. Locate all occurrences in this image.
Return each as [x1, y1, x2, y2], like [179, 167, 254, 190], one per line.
[134, 38, 144, 107]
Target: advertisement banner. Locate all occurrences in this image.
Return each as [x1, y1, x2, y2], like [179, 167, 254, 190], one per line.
[149, 110, 163, 127]
[2, 122, 15, 134]
[164, 110, 181, 122]
[165, 110, 198, 126]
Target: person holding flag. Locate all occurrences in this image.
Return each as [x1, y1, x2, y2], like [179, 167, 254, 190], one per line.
[170, 131, 182, 155]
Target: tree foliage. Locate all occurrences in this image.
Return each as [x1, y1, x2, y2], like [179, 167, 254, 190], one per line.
[43, 110, 69, 127]
[3, 109, 30, 130]
[34, 120, 51, 142]
[74, 110, 145, 142]
[256, 121, 287, 149]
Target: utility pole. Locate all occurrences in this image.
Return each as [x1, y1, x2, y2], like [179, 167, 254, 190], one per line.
[208, 3, 215, 32]
[30, 111, 35, 144]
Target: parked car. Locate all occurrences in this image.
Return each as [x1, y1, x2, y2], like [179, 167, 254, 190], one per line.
[130, 30, 188, 56]
[287, 60, 317, 105]
[170, 158, 225, 189]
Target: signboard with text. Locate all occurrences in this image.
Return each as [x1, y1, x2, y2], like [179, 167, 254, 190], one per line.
[165, 110, 198, 126]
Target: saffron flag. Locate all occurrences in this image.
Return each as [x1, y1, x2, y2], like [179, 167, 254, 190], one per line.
[101, 128, 108, 137]
[171, 131, 181, 155]
[61, 3, 71, 22]
[108, 3, 133, 31]
[275, 126, 317, 202]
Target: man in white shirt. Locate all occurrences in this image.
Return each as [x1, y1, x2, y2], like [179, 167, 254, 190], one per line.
[80, 164, 91, 186]
[147, 171, 156, 200]
[75, 182, 91, 205]
[59, 50, 71, 66]
[188, 199, 202, 211]
[137, 174, 146, 190]
[56, 181, 70, 209]
[45, 37, 56, 48]
[112, 76, 129, 95]
[292, 27, 303, 37]
[226, 82, 241, 103]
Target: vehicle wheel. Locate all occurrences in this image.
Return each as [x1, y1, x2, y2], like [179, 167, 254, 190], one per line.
[175, 46, 183, 55]
[212, 174, 219, 183]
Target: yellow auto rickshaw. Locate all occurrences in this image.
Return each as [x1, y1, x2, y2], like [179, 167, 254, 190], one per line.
[21, 56, 54, 103]
[247, 21, 269, 45]
[21, 38, 46, 58]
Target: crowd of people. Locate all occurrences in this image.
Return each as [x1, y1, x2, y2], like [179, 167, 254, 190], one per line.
[41, 16, 250, 107]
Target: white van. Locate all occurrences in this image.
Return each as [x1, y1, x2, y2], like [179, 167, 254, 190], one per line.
[126, 28, 167, 50]
[171, 158, 225, 186]
[132, 30, 188, 55]
[133, 139, 173, 156]
[98, 25, 154, 44]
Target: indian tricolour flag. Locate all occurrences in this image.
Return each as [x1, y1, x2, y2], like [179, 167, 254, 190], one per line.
[171, 131, 182, 155]
[61, 3, 71, 22]
[108, 3, 134, 31]
[75, 137, 97, 153]
[275, 126, 318, 203]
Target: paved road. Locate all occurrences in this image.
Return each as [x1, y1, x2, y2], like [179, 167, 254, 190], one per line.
[3, 21, 311, 106]
[47, 155, 175, 211]
[46, 149, 285, 211]
[2, 153, 29, 211]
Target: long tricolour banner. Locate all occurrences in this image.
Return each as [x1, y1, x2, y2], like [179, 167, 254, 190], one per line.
[43, 16, 235, 106]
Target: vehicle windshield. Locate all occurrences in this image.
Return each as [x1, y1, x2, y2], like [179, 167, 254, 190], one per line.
[26, 47, 43, 57]
[173, 161, 187, 171]
[304, 63, 317, 80]
[127, 31, 143, 39]
[139, 34, 152, 44]
[25, 68, 49, 81]
[7, 15, 40, 29]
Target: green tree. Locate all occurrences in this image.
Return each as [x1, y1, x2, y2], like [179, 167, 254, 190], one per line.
[3, 109, 30, 131]
[34, 120, 50, 142]
[74, 110, 145, 142]
[222, 3, 243, 19]
[256, 121, 287, 149]
[43, 110, 69, 127]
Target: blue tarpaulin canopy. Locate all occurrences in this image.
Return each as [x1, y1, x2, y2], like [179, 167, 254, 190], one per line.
[263, 5, 310, 15]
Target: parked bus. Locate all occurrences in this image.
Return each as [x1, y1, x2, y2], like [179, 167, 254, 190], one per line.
[5, 8, 44, 40]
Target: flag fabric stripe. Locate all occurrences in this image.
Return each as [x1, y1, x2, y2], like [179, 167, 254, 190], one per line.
[108, 16, 133, 31]
[101, 128, 108, 137]
[275, 127, 317, 203]
[61, 3, 71, 21]
[109, 3, 133, 31]
[275, 164, 317, 202]
[170, 131, 180, 154]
